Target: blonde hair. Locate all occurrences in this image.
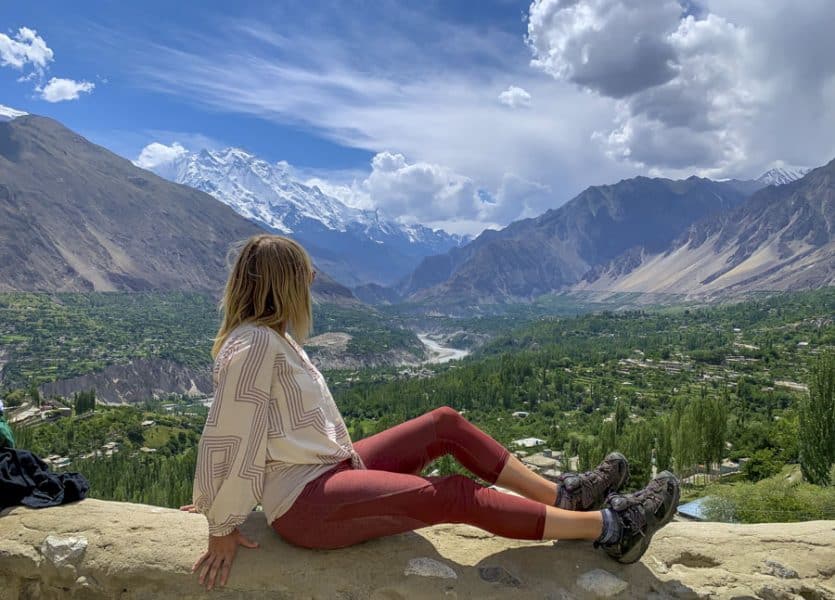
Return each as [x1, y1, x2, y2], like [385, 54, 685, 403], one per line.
[212, 234, 314, 358]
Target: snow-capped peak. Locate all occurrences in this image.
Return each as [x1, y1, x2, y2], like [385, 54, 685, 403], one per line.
[140, 144, 467, 251]
[0, 104, 27, 122]
[166, 146, 369, 234]
[756, 165, 810, 186]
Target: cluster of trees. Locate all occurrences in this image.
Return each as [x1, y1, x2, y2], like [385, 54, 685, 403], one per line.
[569, 391, 728, 489]
[72, 389, 96, 415]
[79, 448, 197, 508]
[799, 354, 835, 486]
[0, 292, 423, 398]
[11, 404, 202, 460]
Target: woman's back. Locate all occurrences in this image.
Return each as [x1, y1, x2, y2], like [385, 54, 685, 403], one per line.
[195, 321, 362, 536]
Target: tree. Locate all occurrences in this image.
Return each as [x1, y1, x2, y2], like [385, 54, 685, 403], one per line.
[74, 390, 96, 415]
[29, 383, 41, 408]
[705, 392, 728, 480]
[126, 424, 144, 446]
[799, 353, 835, 486]
[742, 448, 783, 482]
[614, 398, 628, 436]
[622, 421, 653, 486]
[655, 415, 673, 473]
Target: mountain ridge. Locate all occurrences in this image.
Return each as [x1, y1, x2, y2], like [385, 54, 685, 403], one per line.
[397, 175, 753, 304]
[0, 114, 352, 300]
[580, 159, 835, 295]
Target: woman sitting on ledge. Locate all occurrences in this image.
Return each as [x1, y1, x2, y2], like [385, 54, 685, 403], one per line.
[180, 234, 680, 591]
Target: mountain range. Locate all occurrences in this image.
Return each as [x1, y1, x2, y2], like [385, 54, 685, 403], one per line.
[1, 106, 830, 309]
[142, 147, 468, 287]
[390, 164, 830, 305]
[0, 111, 352, 300]
[580, 160, 834, 295]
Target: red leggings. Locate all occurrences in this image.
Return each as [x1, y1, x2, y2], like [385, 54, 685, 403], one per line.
[271, 406, 547, 549]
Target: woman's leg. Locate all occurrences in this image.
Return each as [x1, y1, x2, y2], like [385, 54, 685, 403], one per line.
[272, 466, 679, 565]
[272, 465, 595, 549]
[352, 406, 558, 504]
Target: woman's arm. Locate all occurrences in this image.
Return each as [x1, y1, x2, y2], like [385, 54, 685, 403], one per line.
[190, 326, 277, 589]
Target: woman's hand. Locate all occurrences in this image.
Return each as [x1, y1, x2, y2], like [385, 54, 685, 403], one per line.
[192, 529, 259, 591]
[179, 504, 199, 513]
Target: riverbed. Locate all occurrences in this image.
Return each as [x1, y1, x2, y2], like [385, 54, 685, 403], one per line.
[417, 334, 470, 364]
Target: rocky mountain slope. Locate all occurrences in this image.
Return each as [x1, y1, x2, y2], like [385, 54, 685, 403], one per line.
[581, 159, 835, 295]
[400, 177, 751, 304]
[143, 147, 468, 287]
[0, 112, 351, 299]
[1, 499, 833, 599]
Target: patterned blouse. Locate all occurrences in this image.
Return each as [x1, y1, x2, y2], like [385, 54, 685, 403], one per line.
[192, 321, 365, 536]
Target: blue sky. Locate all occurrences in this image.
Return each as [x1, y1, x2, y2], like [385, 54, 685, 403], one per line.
[2, 1, 834, 234]
[0, 1, 533, 169]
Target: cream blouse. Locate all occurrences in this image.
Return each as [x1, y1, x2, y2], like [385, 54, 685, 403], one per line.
[192, 322, 365, 536]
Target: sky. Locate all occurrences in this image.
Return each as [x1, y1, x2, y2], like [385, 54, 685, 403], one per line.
[2, 0, 834, 235]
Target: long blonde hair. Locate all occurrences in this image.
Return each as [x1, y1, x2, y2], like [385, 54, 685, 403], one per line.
[212, 234, 314, 358]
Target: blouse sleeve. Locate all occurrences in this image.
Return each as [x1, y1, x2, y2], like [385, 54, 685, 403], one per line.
[192, 327, 277, 536]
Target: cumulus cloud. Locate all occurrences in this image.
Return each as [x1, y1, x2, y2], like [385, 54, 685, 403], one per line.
[486, 174, 552, 223]
[527, 0, 682, 98]
[135, 141, 188, 169]
[363, 152, 480, 223]
[0, 27, 53, 75]
[498, 85, 532, 108]
[304, 153, 552, 234]
[37, 77, 96, 102]
[527, 0, 756, 171]
[525, 0, 835, 176]
[1, 26, 96, 103]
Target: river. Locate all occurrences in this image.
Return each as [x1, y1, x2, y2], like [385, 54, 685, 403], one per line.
[417, 333, 470, 364]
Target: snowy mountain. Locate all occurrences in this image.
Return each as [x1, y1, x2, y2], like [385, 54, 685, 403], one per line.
[142, 147, 468, 286]
[756, 165, 810, 186]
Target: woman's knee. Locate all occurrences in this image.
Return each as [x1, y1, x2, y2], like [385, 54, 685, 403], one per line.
[431, 405, 462, 428]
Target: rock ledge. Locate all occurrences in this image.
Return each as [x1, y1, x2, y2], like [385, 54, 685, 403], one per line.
[1, 499, 833, 599]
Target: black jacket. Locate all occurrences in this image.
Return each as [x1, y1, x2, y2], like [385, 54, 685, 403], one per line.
[0, 448, 89, 509]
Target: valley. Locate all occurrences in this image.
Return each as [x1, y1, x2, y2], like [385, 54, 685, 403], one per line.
[0, 106, 833, 530]
[6, 287, 834, 524]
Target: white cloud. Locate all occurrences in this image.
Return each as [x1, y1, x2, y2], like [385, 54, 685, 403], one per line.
[38, 77, 96, 102]
[364, 152, 480, 223]
[526, 0, 835, 176]
[0, 27, 53, 74]
[498, 85, 532, 108]
[135, 141, 188, 168]
[311, 153, 553, 234]
[527, 0, 682, 98]
[1, 27, 96, 103]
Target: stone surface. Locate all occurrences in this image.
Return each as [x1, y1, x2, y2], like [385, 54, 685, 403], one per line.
[404, 557, 458, 579]
[762, 558, 800, 580]
[576, 568, 629, 597]
[40, 534, 88, 566]
[478, 565, 521, 587]
[0, 499, 833, 599]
